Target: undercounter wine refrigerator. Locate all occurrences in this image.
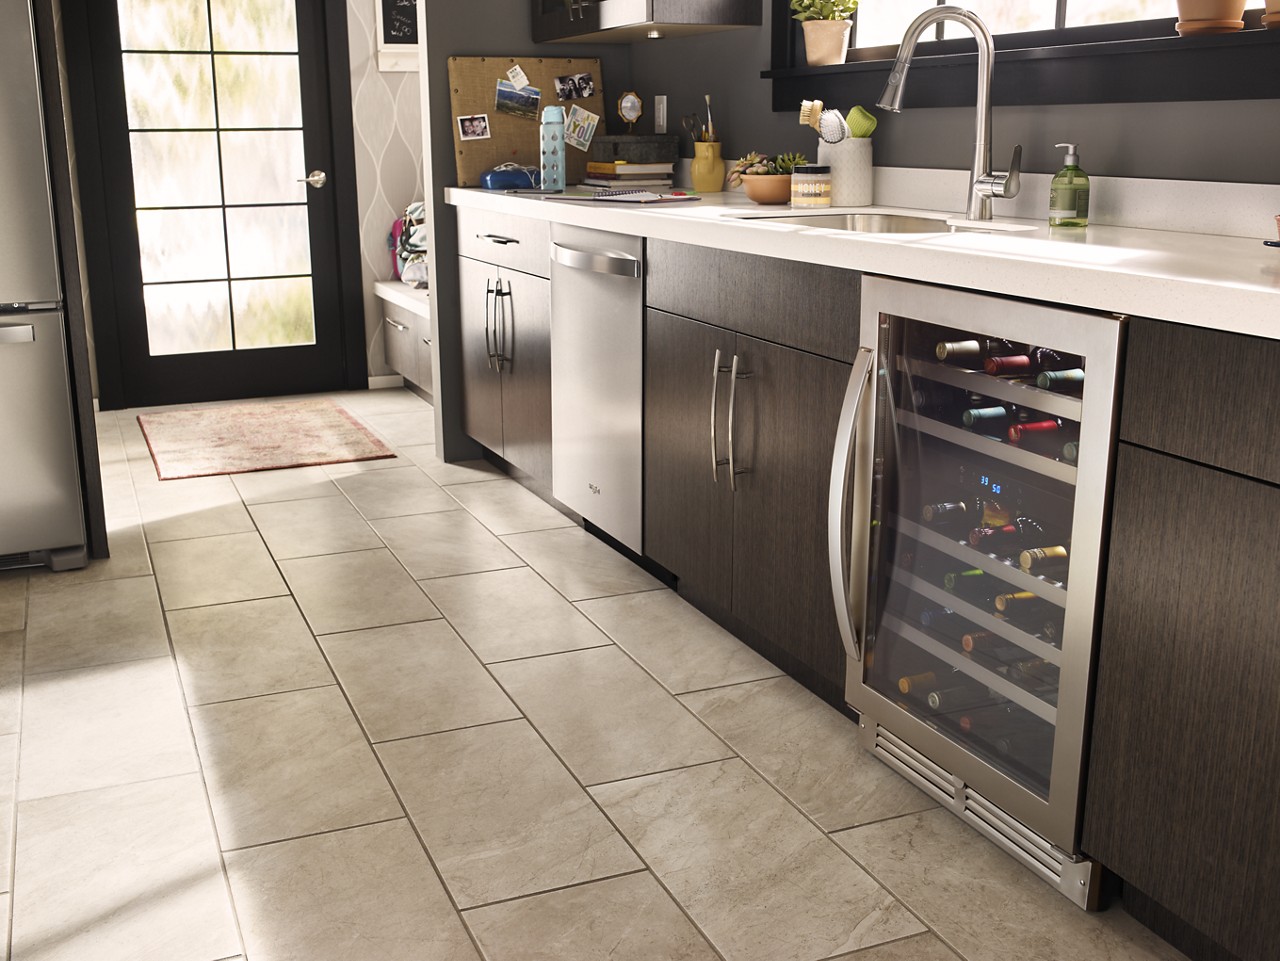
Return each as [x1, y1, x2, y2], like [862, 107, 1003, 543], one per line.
[0, 0, 87, 571]
[829, 278, 1124, 908]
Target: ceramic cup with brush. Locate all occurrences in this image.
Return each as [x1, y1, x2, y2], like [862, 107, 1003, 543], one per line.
[801, 101, 877, 206]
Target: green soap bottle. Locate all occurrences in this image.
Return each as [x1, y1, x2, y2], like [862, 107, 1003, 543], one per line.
[1049, 142, 1090, 227]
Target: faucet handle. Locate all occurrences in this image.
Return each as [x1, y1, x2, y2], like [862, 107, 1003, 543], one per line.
[1002, 144, 1022, 198]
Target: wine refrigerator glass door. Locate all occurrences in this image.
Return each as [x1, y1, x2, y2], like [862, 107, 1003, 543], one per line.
[845, 278, 1122, 853]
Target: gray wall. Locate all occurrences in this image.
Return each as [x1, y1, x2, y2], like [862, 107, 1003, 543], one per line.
[627, 5, 1280, 184]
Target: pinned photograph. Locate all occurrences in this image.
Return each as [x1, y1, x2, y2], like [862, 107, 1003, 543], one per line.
[495, 79, 542, 121]
[457, 114, 491, 141]
[554, 72, 595, 101]
[564, 104, 599, 151]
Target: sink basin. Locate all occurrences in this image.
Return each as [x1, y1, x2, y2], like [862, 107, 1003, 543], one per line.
[748, 213, 951, 233]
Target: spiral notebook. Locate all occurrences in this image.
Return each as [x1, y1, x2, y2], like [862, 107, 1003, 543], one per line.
[546, 188, 701, 204]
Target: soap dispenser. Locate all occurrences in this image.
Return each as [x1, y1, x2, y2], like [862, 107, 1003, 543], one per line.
[1049, 142, 1089, 227]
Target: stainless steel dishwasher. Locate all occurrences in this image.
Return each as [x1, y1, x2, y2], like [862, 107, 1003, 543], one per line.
[550, 224, 644, 553]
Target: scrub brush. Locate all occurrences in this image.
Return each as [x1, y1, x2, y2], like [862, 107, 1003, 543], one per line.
[845, 105, 878, 138]
[799, 99, 851, 144]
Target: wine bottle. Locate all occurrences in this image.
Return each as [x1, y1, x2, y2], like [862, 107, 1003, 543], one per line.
[1009, 657, 1057, 687]
[984, 347, 1080, 377]
[968, 516, 1047, 554]
[927, 683, 997, 713]
[1040, 618, 1064, 645]
[944, 568, 999, 606]
[1020, 546, 1069, 577]
[923, 496, 1011, 529]
[918, 606, 969, 642]
[906, 383, 972, 424]
[995, 593, 1057, 629]
[994, 728, 1056, 759]
[898, 671, 937, 695]
[1061, 441, 1080, 464]
[935, 338, 1021, 365]
[961, 632, 1026, 661]
[1036, 368, 1085, 391]
[1007, 418, 1066, 443]
[957, 703, 1020, 736]
[961, 404, 1019, 430]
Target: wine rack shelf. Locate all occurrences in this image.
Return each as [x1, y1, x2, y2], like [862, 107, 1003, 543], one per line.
[898, 410, 1078, 486]
[901, 357, 1083, 422]
[882, 613, 1058, 725]
[896, 516, 1069, 606]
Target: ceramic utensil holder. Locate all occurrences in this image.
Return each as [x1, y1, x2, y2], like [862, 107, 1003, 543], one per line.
[691, 142, 725, 193]
[817, 137, 873, 207]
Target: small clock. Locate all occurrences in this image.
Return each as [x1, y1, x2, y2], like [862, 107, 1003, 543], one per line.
[618, 91, 643, 132]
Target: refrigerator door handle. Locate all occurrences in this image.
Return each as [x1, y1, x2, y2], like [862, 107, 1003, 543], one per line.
[0, 324, 36, 344]
[828, 346, 876, 661]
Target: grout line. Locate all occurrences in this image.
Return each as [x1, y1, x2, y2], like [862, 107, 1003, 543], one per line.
[671, 672, 789, 699]
[413, 562, 528, 583]
[369, 715, 524, 747]
[581, 755, 738, 791]
[478, 642, 615, 668]
[187, 683, 339, 710]
[218, 816, 406, 855]
[458, 866, 651, 913]
[161, 589, 292, 616]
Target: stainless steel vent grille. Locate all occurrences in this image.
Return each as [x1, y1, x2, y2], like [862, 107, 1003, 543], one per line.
[0, 552, 33, 571]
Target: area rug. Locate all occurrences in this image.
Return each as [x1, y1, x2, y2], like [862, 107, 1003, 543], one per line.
[137, 400, 395, 480]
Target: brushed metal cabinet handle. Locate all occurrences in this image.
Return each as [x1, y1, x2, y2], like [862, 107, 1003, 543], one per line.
[484, 280, 495, 370]
[827, 346, 876, 661]
[478, 233, 519, 246]
[727, 354, 752, 493]
[494, 280, 511, 373]
[552, 243, 641, 278]
[384, 317, 408, 332]
[710, 349, 731, 483]
[0, 324, 36, 344]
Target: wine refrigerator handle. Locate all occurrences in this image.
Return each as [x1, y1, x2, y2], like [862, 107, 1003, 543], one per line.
[828, 346, 876, 662]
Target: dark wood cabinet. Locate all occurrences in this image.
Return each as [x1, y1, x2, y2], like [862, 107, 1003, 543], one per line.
[531, 0, 761, 44]
[644, 305, 853, 701]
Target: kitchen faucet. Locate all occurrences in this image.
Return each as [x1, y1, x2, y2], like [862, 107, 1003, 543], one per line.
[877, 5, 1021, 221]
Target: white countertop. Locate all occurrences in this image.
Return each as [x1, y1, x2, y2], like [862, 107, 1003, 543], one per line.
[447, 187, 1280, 341]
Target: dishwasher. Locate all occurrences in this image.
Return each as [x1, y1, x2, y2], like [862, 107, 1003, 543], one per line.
[550, 224, 644, 553]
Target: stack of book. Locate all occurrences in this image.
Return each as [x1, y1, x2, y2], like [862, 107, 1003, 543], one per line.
[582, 161, 675, 191]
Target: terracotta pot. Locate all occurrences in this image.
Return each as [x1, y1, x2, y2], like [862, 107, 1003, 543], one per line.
[800, 19, 853, 68]
[741, 174, 792, 205]
[1175, 0, 1246, 20]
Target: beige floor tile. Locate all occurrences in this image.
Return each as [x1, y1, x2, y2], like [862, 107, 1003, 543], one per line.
[281, 549, 441, 636]
[135, 474, 256, 543]
[422, 568, 610, 663]
[0, 570, 28, 632]
[592, 758, 925, 961]
[321, 454, 409, 477]
[11, 774, 240, 961]
[362, 410, 436, 448]
[500, 528, 662, 601]
[0, 631, 24, 735]
[464, 871, 718, 961]
[398, 444, 502, 487]
[680, 676, 935, 831]
[0, 733, 17, 883]
[19, 658, 198, 801]
[231, 465, 339, 505]
[320, 621, 519, 742]
[226, 819, 477, 961]
[169, 596, 333, 705]
[492, 646, 732, 786]
[250, 496, 383, 560]
[833, 809, 1188, 961]
[190, 685, 401, 849]
[28, 519, 152, 591]
[577, 591, 783, 694]
[830, 934, 962, 961]
[335, 466, 457, 519]
[330, 388, 431, 417]
[447, 479, 574, 536]
[24, 576, 169, 675]
[152, 531, 288, 610]
[372, 511, 524, 580]
[378, 720, 639, 908]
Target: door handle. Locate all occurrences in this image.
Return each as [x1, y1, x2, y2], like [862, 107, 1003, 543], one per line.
[727, 354, 751, 493]
[384, 318, 408, 332]
[484, 280, 495, 369]
[477, 233, 519, 246]
[494, 280, 511, 372]
[710, 349, 731, 482]
[0, 324, 35, 344]
[297, 170, 327, 189]
[552, 243, 641, 278]
[828, 346, 875, 662]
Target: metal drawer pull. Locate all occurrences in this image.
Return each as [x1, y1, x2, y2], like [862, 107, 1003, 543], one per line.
[384, 318, 408, 332]
[484, 280, 495, 369]
[478, 233, 519, 246]
[494, 280, 512, 372]
[552, 243, 641, 278]
[710, 349, 731, 482]
[727, 354, 751, 492]
[0, 324, 36, 344]
[827, 346, 875, 661]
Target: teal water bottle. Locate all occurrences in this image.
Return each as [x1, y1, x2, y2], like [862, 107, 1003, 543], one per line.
[540, 106, 566, 192]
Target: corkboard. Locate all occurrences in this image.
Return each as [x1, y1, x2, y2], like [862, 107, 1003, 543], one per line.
[447, 56, 604, 187]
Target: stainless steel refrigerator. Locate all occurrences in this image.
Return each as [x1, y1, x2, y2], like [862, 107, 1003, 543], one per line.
[830, 277, 1124, 908]
[0, 0, 87, 571]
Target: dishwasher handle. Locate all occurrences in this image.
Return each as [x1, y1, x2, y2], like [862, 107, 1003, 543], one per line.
[552, 243, 641, 279]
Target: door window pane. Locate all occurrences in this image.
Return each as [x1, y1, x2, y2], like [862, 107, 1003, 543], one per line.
[232, 278, 315, 349]
[122, 54, 216, 129]
[117, 0, 210, 51]
[145, 281, 233, 355]
[214, 54, 303, 128]
[225, 206, 311, 278]
[136, 209, 228, 282]
[211, 0, 298, 52]
[129, 132, 223, 206]
[220, 130, 306, 204]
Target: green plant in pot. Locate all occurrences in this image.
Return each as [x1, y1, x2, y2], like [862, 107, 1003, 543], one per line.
[792, 0, 858, 67]
[728, 151, 808, 205]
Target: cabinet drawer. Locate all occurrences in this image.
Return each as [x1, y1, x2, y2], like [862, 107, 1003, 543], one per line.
[381, 299, 418, 384]
[1121, 318, 1280, 484]
[646, 240, 860, 363]
[457, 207, 550, 278]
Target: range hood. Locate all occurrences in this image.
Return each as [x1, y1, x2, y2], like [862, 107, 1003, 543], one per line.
[533, 0, 761, 44]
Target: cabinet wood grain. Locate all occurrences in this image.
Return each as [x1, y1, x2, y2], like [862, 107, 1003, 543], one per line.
[456, 207, 550, 279]
[1121, 318, 1280, 484]
[498, 268, 552, 489]
[1082, 443, 1280, 961]
[458, 256, 505, 455]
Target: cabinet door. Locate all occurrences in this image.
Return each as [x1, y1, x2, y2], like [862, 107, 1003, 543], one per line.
[1082, 444, 1280, 961]
[644, 308, 734, 612]
[498, 268, 553, 489]
[530, 0, 602, 43]
[731, 334, 852, 698]
[380, 298, 419, 385]
[458, 257, 504, 456]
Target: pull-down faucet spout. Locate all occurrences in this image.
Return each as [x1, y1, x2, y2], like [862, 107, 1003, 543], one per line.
[876, 5, 1021, 221]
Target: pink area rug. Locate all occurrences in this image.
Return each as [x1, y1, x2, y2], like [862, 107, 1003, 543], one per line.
[137, 400, 395, 480]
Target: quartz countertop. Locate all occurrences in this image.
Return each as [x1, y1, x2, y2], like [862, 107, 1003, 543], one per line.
[446, 188, 1280, 341]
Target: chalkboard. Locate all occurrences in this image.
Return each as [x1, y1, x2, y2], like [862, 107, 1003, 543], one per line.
[382, 0, 417, 45]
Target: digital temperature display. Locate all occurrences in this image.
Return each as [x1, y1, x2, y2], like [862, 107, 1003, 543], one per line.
[978, 474, 1004, 496]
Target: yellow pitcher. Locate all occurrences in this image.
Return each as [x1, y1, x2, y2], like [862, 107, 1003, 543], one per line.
[690, 141, 725, 193]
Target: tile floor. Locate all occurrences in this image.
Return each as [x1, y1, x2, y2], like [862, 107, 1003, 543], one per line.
[0, 389, 1192, 961]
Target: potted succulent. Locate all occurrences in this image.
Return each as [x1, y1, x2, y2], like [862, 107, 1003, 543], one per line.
[792, 0, 859, 67]
[727, 152, 808, 205]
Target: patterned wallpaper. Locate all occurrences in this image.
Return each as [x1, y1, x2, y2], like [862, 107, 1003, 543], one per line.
[346, 0, 424, 380]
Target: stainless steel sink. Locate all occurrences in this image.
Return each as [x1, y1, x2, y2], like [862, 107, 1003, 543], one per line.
[748, 213, 952, 233]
